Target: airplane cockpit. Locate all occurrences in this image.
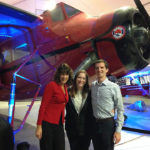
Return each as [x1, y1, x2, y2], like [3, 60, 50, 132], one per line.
[1, 45, 30, 65]
[63, 3, 81, 18]
[46, 3, 81, 22]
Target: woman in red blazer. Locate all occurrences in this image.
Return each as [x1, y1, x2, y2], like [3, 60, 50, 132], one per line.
[35, 63, 73, 150]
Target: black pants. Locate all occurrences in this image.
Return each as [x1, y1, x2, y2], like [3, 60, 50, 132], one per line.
[40, 121, 65, 150]
[66, 132, 91, 150]
[92, 117, 115, 150]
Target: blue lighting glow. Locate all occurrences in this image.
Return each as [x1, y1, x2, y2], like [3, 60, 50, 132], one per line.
[125, 70, 150, 78]
[15, 74, 41, 86]
[0, 2, 42, 46]
[15, 43, 27, 49]
[125, 95, 129, 98]
[0, 34, 12, 37]
[123, 69, 150, 96]
[8, 83, 16, 124]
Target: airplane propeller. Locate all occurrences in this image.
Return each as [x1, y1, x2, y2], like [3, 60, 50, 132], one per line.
[134, 0, 150, 62]
[132, 26, 150, 60]
[134, 0, 150, 29]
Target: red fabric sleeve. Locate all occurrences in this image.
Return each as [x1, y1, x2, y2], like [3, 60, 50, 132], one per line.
[37, 82, 54, 125]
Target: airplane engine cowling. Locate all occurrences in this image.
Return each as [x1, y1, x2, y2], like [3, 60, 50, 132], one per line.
[113, 8, 150, 71]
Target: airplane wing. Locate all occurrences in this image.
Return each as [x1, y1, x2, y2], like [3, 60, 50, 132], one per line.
[0, 1, 42, 51]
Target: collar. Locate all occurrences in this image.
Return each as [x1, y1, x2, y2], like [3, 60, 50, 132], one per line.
[96, 78, 109, 86]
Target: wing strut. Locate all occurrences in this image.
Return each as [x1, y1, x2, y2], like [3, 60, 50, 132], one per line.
[8, 47, 41, 134]
[74, 51, 98, 75]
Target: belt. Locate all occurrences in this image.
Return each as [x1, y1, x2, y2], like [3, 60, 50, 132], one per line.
[95, 117, 114, 122]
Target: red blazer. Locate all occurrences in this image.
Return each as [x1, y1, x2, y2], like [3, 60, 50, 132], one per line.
[37, 81, 68, 125]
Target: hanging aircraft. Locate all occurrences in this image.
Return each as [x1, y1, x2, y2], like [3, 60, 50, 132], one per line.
[0, 0, 150, 100]
[0, 0, 150, 126]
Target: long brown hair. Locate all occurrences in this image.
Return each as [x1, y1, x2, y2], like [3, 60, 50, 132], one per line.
[54, 63, 73, 86]
[69, 70, 89, 99]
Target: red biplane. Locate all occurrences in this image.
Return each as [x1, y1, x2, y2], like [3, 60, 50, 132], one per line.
[0, 0, 150, 128]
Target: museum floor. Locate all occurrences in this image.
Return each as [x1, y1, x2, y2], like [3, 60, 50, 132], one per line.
[0, 96, 150, 150]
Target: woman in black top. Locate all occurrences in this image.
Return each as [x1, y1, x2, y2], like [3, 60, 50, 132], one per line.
[65, 70, 93, 150]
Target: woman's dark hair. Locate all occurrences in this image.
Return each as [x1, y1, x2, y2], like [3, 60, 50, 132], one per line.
[69, 70, 89, 99]
[0, 117, 14, 150]
[54, 63, 73, 86]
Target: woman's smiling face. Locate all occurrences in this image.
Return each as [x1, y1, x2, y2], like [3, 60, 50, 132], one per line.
[76, 72, 86, 90]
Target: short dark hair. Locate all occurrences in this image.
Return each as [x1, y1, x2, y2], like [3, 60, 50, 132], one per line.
[54, 63, 73, 86]
[0, 117, 14, 150]
[93, 59, 109, 69]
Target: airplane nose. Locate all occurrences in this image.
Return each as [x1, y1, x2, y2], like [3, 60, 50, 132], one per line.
[133, 27, 149, 46]
[133, 0, 150, 63]
[115, 25, 149, 71]
[132, 26, 150, 61]
[113, 9, 150, 71]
